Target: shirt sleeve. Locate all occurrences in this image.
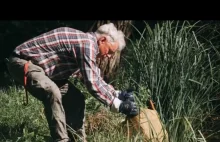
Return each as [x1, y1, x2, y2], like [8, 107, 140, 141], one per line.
[78, 42, 117, 106]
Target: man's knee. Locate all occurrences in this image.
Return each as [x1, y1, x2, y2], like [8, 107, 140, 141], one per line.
[27, 72, 62, 102]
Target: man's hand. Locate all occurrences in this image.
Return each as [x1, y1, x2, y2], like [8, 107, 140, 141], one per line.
[119, 99, 139, 117]
[116, 89, 135, 102]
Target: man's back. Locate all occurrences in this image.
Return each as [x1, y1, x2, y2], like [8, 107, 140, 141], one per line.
[13, 27, 97, 80]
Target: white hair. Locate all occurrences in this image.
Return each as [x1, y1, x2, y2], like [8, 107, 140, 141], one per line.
[94, 23, 126, 51]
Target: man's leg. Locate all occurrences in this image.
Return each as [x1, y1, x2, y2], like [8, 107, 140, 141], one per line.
[6, 57, 70, 142]
[58, 81, 87, 142]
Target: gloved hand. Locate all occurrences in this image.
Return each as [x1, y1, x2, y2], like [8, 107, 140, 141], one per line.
[119, 99, 139, 117]
[110, 97, 139, 117]
[116, 89, 135, 102]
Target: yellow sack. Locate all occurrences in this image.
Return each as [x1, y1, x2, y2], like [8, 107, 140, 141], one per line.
[122, 105, 169, 142]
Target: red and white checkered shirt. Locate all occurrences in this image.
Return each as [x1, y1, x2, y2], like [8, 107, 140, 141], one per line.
[13, 27, 116, 106]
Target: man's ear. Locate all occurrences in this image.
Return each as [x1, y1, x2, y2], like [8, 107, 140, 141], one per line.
[98, 36, 107, 45]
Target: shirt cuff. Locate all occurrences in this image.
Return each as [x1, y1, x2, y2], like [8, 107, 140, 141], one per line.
[114, 90, 121, 98]
[110, 97, 122, 113]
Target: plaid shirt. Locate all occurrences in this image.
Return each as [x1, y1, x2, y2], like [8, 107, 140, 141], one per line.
[13, 27, 116, 106]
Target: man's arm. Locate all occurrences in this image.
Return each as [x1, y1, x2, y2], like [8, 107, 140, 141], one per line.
[76, 41, 139, 117]
[78, 42, 117, 107]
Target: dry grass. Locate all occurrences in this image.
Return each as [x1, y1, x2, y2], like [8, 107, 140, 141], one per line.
[85, 107, 125, 134]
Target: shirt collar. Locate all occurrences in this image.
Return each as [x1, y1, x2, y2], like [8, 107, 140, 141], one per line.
[88, 32, 99, 55]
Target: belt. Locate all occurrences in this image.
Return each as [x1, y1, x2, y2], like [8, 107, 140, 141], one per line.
[11, 52, 30, 60]
[11, 52, 21, 58]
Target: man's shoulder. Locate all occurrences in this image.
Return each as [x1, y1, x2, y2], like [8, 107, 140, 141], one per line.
[86, 32, 97, 43]
[55, 27, 85, 33]
[53, 28, 97, 45]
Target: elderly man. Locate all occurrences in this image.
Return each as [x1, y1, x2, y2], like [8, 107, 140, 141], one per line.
[6, 23, 139, 142]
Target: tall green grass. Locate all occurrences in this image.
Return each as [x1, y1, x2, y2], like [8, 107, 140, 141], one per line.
[115, 21, 220, 141]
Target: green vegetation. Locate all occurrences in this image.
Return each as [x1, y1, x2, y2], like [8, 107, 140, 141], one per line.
[1, 21, 220, 142]
[116, 21, 220, 141]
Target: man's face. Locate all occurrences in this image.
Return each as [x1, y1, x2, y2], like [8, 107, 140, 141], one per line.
[97, 36, 119, 59]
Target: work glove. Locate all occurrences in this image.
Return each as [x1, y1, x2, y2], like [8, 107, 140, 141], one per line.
[116, 89, 135, 102]
[110, 97, 139, 117]
[119, 99, 139, 117]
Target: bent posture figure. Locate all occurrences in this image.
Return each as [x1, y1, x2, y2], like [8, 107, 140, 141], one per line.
[6, 23, 139, 142]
